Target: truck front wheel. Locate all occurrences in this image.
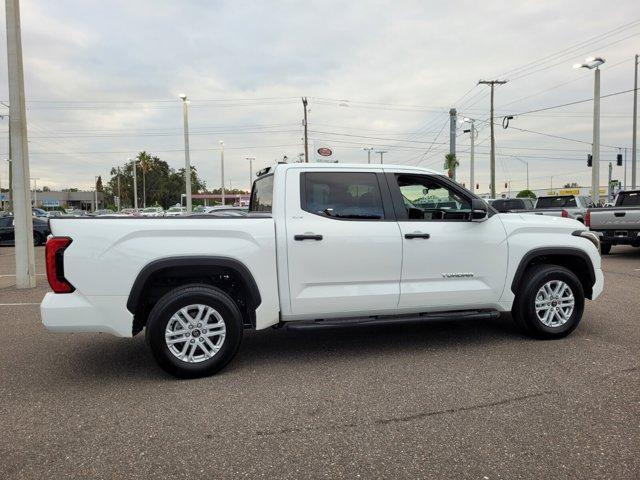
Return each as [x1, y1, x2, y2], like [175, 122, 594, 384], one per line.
[600, 243, 612, 255]
[512, 264, 585, 339]
[145, 285, 243, 378]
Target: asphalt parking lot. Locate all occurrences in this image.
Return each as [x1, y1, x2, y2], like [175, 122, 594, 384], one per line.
[0, 246, 638, 479]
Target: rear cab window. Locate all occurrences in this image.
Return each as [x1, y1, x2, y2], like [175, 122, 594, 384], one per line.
[536, 196, 577, 208]
[619, 192, 640, 206]
[249, 175, 274, 213]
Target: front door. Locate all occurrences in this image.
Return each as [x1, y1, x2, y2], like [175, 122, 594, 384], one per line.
[387, 172, 508, 311]
[285, 169, 402, 319]
[0, 217, 15, 245]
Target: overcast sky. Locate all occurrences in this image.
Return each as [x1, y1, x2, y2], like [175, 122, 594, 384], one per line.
[0, 0, 639, 194]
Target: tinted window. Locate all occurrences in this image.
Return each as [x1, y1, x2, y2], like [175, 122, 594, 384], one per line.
[619, 192, 640, 206]
[536, 196, 577, 208]
[303, 172, 384, 219]
[491, 199, 509, 212]
[396, 174, 471, 221]
[249, 175, 274, 213]
[0, 217, 12, 227]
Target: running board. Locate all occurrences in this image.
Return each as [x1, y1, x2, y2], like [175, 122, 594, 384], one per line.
[285, 310, 501, 330]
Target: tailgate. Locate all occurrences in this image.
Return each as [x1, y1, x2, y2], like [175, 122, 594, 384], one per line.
[589, 208, 640, 230]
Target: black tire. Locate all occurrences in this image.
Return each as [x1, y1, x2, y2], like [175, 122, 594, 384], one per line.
[33, 231, 44, 246]
[145, 284, 243, 378]
[600, 243, 612, 255]
[512, 264, 584, 339]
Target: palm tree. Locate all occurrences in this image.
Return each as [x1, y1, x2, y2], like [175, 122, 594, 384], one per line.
[137, 151, 152, 208]
[443, 153, 459, 180]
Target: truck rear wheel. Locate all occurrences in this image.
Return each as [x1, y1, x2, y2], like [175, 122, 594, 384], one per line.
[145, 285, 243, 378]
[512, 264, 584, 339]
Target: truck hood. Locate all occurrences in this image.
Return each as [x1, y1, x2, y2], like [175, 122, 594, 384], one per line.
[497, 212, 584, 235]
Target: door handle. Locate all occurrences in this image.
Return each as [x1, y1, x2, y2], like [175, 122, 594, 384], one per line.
[614, 212, 626, 217]
[294, 234, 323, 241]
[404, 233, 430, 239]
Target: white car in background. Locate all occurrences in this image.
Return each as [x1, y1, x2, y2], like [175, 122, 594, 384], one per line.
[165, 206, 187, 217]
[140, 207, 164, 217]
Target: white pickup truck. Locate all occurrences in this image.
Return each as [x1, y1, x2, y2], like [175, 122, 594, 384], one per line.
[41, 163, 604, 378]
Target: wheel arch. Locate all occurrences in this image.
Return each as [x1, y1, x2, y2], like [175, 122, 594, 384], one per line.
[511, 247, 595, 299]
[127, 256, 261, 335]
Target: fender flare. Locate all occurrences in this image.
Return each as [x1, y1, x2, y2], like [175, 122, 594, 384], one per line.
[126, 256, 262, 314]
[510, 247, 595, 294]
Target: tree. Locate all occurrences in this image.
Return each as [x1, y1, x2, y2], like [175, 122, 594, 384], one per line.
[443, 153, 459, 180]
[137, 151, 153, 208]
[517, 189, 536, 199]
[103, 155, 206, 209]
[96, 176, 103, 192]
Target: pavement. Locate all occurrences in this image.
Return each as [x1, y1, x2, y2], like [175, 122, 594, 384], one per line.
[0, 246, 638, 479]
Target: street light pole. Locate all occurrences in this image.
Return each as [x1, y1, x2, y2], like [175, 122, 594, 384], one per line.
[179, 94, 192, 213]
[574, 57, 605, 204]
[219, 140, 225, 205]
[363, 147, 373, 164]
[632, 54, 638, 189]
[246, 157, 254, 190]
[376, 150, 387, 164]
[462, 118, 477, 191]
[6, 0, 35, 288]
[31, 177, 39, 207]
[478, 79, 508, 198]
[130, 157, 138, 210]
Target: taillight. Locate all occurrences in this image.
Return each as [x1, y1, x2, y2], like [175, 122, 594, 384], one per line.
[45, 237, 75, 293]
[585, 209, 591, 227]
[561, 209, 568, 218]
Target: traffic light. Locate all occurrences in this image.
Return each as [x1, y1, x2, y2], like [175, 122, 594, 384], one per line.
[617, 153, 623, 166]
[504, 182, 508, 189]
[587, 154, 593, 167]
[476, 183, 479, 190]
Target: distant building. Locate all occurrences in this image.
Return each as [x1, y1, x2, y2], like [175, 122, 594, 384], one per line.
[0, 190, 104, 211]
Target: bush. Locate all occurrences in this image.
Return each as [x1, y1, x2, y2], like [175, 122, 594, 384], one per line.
[516, 189, 536, 199]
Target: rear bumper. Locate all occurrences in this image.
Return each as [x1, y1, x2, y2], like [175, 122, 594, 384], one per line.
[593, 229, 640, 246]
[40, 292, 133, 338]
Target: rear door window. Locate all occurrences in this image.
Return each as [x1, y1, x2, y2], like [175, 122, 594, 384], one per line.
[619, 192, 640, 206]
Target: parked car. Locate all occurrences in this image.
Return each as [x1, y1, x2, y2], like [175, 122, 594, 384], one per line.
[119, 208, 140, 216]
[488, 198, 535, 213]
[32, 208, 48, 218]
[586, 189, 640, 254]
[140, 206, 164, 217]
[516, 195, 595, 223]
[0, 216, 50, 246]
[165, 206, 187, 217]
[93, 209, 115, 216]
[41, 163, 603, 378]
[206, 207, 248, 217]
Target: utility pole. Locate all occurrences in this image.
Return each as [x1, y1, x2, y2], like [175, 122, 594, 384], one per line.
[93, 176, 98, 211]
[449, 108, 457, 180]
[363, 147, 373, 164]
[608, 162, 613, 203]
[478, 80, 508, 198]
[179, 94, 192, 213]
[219, 140, 225, 205]
[376, 150, 387, 164]
[302, 97, 309, 162]
[624, 148, 627, 190]
[632, 54, 638, 189]
[246, 157, 254, 190]
[6, 0, 35, 288]
[130, 157, 138, 209]
[116, 166, 121, 211]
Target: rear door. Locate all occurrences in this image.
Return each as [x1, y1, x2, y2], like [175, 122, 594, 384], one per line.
[387, 171, 508, 311]
[284, 168, 402, 318]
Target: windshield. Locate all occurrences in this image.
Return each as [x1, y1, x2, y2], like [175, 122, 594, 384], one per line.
[536, 196, 577, 208]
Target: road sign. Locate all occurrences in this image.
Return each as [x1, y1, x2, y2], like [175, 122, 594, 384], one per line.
[41, 199, 59, 207]
[317, 147, 332, 157]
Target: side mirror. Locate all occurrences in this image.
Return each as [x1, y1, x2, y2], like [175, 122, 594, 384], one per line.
[470, 198, 488, 222]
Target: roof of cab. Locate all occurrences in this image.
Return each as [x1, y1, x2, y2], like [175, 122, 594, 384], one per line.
[273, 162, 442, 175]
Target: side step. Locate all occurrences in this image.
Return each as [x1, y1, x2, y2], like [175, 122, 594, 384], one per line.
[285, 310, 501, 330]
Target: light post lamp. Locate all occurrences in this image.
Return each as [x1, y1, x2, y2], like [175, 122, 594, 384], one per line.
[245, 157, 255, 190]
[574, 56, 605, 204]
[362, 146, 374, 164]
[179, 93, 192, 213]
[219, 140, 225, 206]
[461, 117, 477, 191]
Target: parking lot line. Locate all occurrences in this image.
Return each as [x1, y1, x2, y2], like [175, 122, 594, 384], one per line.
[0, 302, 41, 306]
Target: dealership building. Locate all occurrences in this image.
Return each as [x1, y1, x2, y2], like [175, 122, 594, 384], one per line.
[0, 190, 104, 211]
